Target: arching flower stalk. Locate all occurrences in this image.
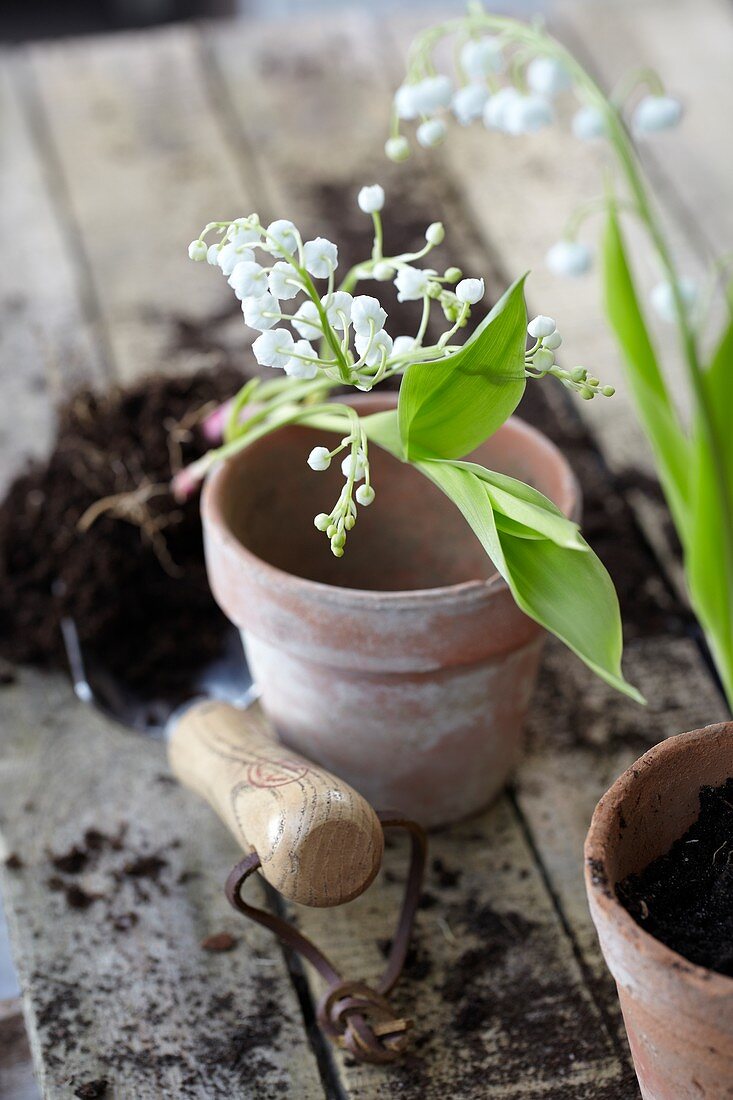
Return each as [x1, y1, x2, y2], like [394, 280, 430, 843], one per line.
[390, 4, 733, 710]
[176, 185, 639, 701]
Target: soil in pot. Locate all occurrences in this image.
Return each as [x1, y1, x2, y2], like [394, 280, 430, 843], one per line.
[0, 366, 244, 700]
[616, 777, 733, 976]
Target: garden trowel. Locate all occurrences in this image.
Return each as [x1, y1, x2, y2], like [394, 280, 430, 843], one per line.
[60, 614, 426, 1062]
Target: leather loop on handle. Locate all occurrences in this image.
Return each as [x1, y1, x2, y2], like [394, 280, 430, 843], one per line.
[168, 699, 384, 908]
[225, 814, 428, 1065]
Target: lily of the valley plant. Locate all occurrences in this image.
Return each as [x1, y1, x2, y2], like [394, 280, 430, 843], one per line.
[179, 188, 640, 701]
[390, 3, 733, 710]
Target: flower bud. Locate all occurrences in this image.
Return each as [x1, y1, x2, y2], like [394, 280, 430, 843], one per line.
[356, 484, 375, 506]
[331, 529, 346, 549]
[444, 266, 462, 283]
[425, 222, 445, 245]
[416, 118, 447, 149]
[385, 136, 410, 163]
[456, 277, 485, 305]
[527, 315, 556, 339]
[533, 348, 555, 371]
[633, 95, 683, 135]
[602, 385, 616, 398]
[314, 513, 331, 531]
[545, 239, 592, 278]
[188, 239, 208, 262]
[326, 524, 338, 539]
[330, 543, 345, 558]
[543, 331, 562, 351]
[373, 261, 395, 281]
[587, 376, 600, 388]
[572, 105, 607, 142]
[571, 366, 587, 383]
[307, 447, 331, 472]
[357, 184, 386, 214]
[344, 514, 356, 530]
[580, 385, 594, 400]
[526, 57, 572, 98]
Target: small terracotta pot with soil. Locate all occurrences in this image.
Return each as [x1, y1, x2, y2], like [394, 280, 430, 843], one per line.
[585, 722, 733, 1100]
[202, 394, 578, 829]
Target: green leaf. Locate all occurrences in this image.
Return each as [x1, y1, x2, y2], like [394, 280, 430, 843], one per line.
[686, 308, 733, 703]
[602, 207, 689, 531]
[360, 409, 404, 457]
[458, 461, 586, 551]
[397, 274, 528, 461]
[417, 458, 644, 702]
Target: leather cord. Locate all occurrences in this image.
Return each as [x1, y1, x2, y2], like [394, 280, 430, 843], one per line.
[225, 812, 427, 1064]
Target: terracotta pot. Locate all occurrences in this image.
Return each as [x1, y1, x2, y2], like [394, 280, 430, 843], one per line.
[585, 722, 733, 1099]
[202, 394, 578, 828]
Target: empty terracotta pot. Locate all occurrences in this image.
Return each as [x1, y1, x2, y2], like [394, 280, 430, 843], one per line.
[202, 394, 578, 828]
[585, 722, 733, 1099]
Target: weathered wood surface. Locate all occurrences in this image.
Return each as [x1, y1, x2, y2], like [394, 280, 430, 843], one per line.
[1, 0, 731, 1097]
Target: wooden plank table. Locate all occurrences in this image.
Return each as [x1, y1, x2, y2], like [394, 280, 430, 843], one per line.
[1, 0, 730, 1095]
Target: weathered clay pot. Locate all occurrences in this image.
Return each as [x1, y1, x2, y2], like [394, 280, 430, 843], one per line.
[585, 722, 733, 1099]
[202, 394, 578, 828]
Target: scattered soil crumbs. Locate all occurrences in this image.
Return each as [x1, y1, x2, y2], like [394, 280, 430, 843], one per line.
[201, 932, 238, 953]
[618, 778, 733, 976]
[44, 823, 177, 923]
[73, 1079, 108, 1099]
[0, 365, 245, 700]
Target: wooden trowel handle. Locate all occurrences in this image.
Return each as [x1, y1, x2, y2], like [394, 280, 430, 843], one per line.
[167, 699, 384, 908]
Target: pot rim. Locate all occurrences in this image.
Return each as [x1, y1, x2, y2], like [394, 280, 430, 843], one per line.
[584, 722, 733, 993]
[201, 394, 580, 608]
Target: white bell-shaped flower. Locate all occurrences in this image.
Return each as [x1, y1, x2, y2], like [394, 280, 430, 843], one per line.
[322, 291, 353, 330]
[284, 340, 319, 379]
[252, 328, 295, 368]
[355, 484, 375, 506]
[452, 83, 489, 125]
[504, 94, 554, 135]
[411, 75, 453, 116]
[207, 243, 222, 266]
[292, 300, 322, 339]
[188, 239, 208, 262]
[341, 451, 367, 481]
[650, 278, 697, 322]
[392, 335, 416, 357]
[394, 84, 419, 120]
[307, 447, 331, 471]
[526, 57, 572, 98]
[543, 331, 562, 350]
[227, 220, 261, 247]
[460, 36, 503, 80]
[217, 243, 255, 276]
[527, 315, 556, 339]
[357, 185, 385, 214]
[351, 295, 387, 335]
[303, 237, 338, 278]
[456, 277, 485, 305]
[385, 136, 411, 162]
[572, 105, 607, 141]
[633, 94, 683, 135]
[545, 240, 592, 277]
[268, 261, 301, 301]
[229, 260, 268, 299]
[355, 329, 393, 367]
[242, 292, 280, 331]
[265, 219, 300, 256]
[416, 118, 447, 148]
[483, 87, 522, 131]
[394, 266, 434, 302]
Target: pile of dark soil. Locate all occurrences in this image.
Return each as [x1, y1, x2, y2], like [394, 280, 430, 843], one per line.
[0, 366, 245, 699]
[617, 778, 733, 976]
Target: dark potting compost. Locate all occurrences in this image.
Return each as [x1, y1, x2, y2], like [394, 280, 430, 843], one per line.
[0, 367, 245, 699]
[617, 778, 733, 976]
